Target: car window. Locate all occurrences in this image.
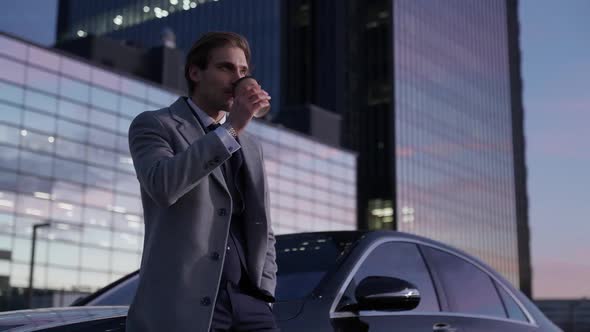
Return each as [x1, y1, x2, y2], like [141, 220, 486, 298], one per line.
[338, 241, 439, 312]
[86, 276, 138, 306]
[422, 246, 507, 318]
[495, 280, 528, 322]
[275, 232, 363, 301]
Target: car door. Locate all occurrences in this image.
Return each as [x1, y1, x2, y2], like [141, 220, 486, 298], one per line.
[421, 245, 539, 332]
[330, 240, 464, 332]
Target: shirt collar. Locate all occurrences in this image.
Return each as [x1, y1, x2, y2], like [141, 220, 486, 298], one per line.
[186, 97, 227, 127]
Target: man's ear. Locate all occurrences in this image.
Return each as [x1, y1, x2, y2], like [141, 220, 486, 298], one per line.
[189, 64, 201, 86]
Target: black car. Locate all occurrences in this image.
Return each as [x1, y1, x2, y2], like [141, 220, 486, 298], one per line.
[0, 231, 561, 331]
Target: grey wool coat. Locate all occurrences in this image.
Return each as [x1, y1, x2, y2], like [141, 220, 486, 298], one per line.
[125, 97, 277, 332]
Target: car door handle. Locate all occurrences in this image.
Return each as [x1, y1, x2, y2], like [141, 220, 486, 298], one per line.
[433, 322, 457, 332]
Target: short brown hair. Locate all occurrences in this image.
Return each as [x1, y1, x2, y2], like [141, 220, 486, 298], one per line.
[184, 31, 251, 95]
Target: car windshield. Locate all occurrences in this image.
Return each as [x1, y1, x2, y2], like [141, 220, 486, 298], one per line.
[83, 231, 363, 306]
[274, 231, 362, 301]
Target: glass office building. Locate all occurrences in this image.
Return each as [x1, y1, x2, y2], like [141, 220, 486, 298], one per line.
[0, 33, 355, 303]
[281, 0, 530, 293]
[393, 0, 522, 288]
[57, 0, 282, 114]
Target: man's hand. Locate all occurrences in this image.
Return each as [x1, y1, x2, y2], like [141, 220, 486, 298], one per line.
[227, 79, 271, 135]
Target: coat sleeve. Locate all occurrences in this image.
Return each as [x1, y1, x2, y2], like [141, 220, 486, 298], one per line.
[128, 111, 231, 207]
[259, 144, 278, 301]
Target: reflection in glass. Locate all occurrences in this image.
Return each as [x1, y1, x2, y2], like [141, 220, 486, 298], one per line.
[120, 78, 146, 100]
[88, 127, 116, 149]
[60, 57, 90, 82]
[90, 87, 119, 112]
[112, 213, 142, 233]
[48, 242, 80, 268]
[92, 68, 120, 90]
[0, 81, 24, 104]
[86, 146, 116, 168]
[84, 190, 113, 214]
[27, 46, 60, 70]
[116, 135, 131, 154]
[79, 270, 109, 291]
[60, 76, 90, 103]
[86, 165, 115, 190]
[115, 173, 139, 195]
[55, 137, 86, 161]
[84, 206, 112, 227]
[112, 232, 140, 251]
[114, 193, 141, 215]
[0, 101, 23, 125]
[82, 227, 111, 248]
[117, 117, 132, 134]
[0, 169, 17, 192]
[146, 86, 172, 106]
[54, 159, 86, 184]
[47, 266, 79, 290]
[111, 251, 139, 273]
[0, 36, 27, 59]
[26, 66, 59, 94]
[16, 195, 50, 219]
[12, 234, 48, 264]
[52, 181, 84, 204]
[17, 174, 52, 197]
[0, 145, 19, 170]
[23, 109, 56, 133]
[89, 108, 118, 130]
[19, 150, 53, 177]
[57, 118, 87, 142]
[0, 56, 25, 84]
[51, 202, 82, 224]
[0, 213, 14, 234]
[9, 263, 31, 287]
[25, 90, 58, 114]
[21, 130, 54, 153]
[119, 96, 146, 119]
[58, 99, 89, 122]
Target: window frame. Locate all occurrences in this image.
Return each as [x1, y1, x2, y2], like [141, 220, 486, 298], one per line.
[329, 235, 536, 328]
[330, 236, 441, 319]
[419, 243, 536, 325]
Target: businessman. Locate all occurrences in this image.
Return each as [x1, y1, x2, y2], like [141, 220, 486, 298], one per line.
[126, 31, 278, 332]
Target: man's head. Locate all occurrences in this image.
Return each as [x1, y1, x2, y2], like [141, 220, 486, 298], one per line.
[185, 32, 251, 112]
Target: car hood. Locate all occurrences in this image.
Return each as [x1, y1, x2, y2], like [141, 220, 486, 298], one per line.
[0, 306, 128, 331]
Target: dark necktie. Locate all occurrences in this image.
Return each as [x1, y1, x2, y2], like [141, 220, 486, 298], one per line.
[206, 122, 220, 132]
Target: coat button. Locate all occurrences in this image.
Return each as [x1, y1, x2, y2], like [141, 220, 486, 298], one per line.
[218, 208, 227, 216]
[210, 252, 220, 260]
[201, 296, 211, 306]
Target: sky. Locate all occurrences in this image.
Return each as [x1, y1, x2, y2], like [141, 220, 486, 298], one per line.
[519, 0, 590, 298]
[0, 0, 588, 299]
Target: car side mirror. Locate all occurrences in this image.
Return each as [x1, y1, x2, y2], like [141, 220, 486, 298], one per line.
[353, 276, 420, 312]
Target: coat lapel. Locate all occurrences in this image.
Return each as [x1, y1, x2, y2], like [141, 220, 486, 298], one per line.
[168, 97, 227, 192]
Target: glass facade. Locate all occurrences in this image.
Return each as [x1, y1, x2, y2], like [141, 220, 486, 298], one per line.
[57, 0, 282, 115]
[393, 0, 519, 286]
[0, 34, 355, 298]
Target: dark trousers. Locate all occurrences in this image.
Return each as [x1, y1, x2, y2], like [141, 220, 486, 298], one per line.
[210, 282, 280, 332]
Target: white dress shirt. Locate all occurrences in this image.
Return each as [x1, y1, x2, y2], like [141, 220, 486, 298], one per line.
[186, 97, 241, 154]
